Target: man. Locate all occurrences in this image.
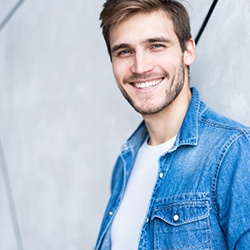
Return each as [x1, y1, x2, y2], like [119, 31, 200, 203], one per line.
[95, 0, 250, 249]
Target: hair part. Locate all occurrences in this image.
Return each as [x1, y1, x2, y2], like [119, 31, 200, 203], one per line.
[99, 0, 192, 57]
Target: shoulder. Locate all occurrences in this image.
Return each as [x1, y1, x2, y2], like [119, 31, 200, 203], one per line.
[199, 102, 250, 139]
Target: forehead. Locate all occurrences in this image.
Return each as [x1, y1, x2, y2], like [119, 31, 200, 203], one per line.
[109, 10, 178, 47]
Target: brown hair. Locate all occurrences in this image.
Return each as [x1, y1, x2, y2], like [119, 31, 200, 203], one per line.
[99, 0, 192, 57]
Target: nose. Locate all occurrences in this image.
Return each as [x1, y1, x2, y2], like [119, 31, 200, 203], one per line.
[131, 51, 153, 75]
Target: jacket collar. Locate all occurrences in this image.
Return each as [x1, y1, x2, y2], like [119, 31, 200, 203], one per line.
[176, 87, 201, 147]
[124, 87, 202, 152]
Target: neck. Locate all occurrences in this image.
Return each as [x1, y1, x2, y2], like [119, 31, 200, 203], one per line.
[143, 85, 192, 146]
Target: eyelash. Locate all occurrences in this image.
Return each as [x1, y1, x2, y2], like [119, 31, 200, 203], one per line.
[117, 49, 133, 57]
[151, 44, 165, 49]
[118, 50, 130, 55]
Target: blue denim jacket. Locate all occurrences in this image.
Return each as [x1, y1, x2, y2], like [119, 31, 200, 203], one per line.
[95, 88, 250, 249]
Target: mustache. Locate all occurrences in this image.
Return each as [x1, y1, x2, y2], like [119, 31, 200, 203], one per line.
[124, 72, 170, 83]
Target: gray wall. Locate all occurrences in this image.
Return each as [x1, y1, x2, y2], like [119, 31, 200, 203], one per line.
[0, 0, 249, 249]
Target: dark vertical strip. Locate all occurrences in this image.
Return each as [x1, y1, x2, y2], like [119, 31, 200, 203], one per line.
[0, 0, 25, 31]
[0, 138, 24, 250]
[195, 0, 219, 44]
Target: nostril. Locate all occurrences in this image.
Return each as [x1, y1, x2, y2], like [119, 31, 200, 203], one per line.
[131, 57, 153, 74]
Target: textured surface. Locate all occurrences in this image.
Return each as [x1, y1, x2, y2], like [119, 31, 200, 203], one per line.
[191, 0, 250, 125]
[0, 0, 249, 249]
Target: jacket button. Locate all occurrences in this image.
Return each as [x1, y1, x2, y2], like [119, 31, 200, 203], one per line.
[108, 211, 113, 216]
[173, 214, 179, 221]
[159, 172, 163, 178]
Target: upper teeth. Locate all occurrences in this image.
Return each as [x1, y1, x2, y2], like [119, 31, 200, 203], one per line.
[134, 79, 162, 89]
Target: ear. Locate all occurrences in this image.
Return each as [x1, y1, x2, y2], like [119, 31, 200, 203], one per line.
[184, 38, 196, 66]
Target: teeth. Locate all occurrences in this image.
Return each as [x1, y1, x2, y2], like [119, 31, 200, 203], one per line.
[134, 79, 162, 89]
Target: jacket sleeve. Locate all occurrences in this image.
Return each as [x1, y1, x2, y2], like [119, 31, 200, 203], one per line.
[215, 130, 250, 249]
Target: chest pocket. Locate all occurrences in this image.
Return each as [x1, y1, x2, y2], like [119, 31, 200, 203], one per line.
[151, 195, 211, 250]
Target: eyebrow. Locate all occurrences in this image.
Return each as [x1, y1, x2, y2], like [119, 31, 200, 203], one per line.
[143, 36, 172, 44]
[111, 36, 172, 55]
[111, 43, 131, 54]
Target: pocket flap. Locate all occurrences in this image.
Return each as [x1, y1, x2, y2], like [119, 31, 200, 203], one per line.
[152, 202, 209, 226]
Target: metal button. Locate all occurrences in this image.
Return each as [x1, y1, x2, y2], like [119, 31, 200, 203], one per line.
[108, 211, 113, 216]
[146, 218, 149, 223]
[159, 172, 163, 178]
[173, 214, 179, 221]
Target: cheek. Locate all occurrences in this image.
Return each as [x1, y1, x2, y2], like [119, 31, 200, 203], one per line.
[112, 62, 120, 81]
[154, 54, 176, 69]
[112, 60, 130, 82]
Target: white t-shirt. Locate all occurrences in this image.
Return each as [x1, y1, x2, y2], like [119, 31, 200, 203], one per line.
[111, 136, 176, 249]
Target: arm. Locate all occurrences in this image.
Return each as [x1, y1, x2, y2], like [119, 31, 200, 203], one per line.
[215, 130, 250, 249]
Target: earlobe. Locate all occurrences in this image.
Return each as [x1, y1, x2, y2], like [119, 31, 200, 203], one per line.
[184, 38, 196, 66]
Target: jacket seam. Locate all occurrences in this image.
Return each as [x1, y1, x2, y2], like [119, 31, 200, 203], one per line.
[200, 117, 249, 132]
[211, 131, 249, 217]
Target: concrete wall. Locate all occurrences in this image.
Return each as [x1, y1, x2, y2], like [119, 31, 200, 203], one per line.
[0, 0, 249, 249]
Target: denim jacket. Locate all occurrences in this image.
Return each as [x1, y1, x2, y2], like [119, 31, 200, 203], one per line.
[95, 88, 250, 249]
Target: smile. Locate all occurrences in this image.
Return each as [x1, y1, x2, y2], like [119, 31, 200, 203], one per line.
[132, 78, 164, 89]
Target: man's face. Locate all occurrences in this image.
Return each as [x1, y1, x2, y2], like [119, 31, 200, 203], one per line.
[109, 10, 194, 115]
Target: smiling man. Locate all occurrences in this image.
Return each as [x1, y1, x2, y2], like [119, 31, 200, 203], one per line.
[95, 0, 250, 249]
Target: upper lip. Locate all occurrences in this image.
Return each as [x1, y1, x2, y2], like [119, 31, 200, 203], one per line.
[130, 77, 164, 85]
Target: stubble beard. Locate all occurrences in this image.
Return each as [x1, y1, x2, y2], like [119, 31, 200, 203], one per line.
[117, 61, 186, 115]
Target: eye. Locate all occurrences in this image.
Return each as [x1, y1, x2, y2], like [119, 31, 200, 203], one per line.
[117, 49, 132, 57]
[151, 44, 166, 50]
